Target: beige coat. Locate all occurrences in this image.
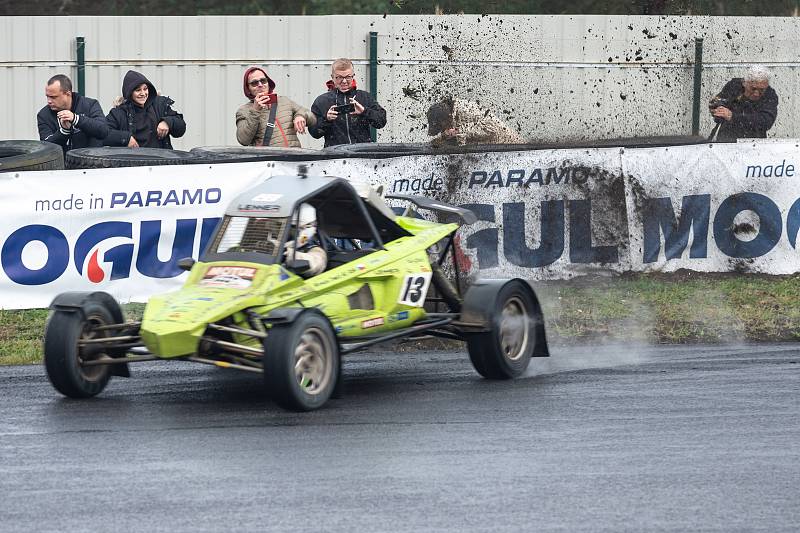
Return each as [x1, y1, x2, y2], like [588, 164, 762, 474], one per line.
[235, 96, 316, 148]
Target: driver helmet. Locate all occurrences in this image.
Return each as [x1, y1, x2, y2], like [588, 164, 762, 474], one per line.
[295, 203, 317, 247]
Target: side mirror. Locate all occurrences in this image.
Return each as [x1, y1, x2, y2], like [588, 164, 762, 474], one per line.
[285, 259, 310, 275]
[177, 257, 196, 271]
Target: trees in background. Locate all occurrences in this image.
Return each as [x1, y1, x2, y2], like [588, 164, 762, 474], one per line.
[1, 0, 797, 16]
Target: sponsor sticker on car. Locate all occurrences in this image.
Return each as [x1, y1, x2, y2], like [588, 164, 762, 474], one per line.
[252, 193, 283, 202]
[361, 317, 385, 329]
[200, 266, 256, 289]
[389, 310, 410, 323]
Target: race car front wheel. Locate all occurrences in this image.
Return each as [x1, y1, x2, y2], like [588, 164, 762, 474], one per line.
[43, 301, 115, 398]
[263, 310, 340, 411]
[466, 280, 536, 379]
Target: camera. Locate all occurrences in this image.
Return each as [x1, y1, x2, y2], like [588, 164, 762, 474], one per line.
[709, 97, 731, 124]
[708, 97, 730, 110]
[334, 103, 355, 114]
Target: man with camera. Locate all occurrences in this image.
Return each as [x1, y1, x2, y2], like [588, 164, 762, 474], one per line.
[709, 66, 778, 142]
[309, 58, 386, 147]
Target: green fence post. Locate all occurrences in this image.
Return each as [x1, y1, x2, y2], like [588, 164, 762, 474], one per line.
[76, 36, 86, 95]
[369, 31, 378, 142]
[691, 37, 704, 136]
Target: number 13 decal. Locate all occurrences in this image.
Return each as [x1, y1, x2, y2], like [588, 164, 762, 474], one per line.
[398, 272, 432, 307]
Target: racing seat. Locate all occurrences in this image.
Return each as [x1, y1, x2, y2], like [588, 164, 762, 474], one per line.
[326, 248, 376, 270]
[318, 228, 376, 270]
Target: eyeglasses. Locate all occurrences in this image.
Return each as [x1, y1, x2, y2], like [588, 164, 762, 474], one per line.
[248, 78, 268, 88]
[334, 74, 355, 82]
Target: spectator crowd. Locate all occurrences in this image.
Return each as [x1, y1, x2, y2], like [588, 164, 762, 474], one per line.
[37, 59, 779, 155]
[37, 57, 390, 156]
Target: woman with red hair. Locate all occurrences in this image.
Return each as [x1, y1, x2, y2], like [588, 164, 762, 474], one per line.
[235, 66, 316, 148]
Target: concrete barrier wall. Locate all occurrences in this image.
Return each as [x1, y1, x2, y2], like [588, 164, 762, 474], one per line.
[1, 15, 799, 149]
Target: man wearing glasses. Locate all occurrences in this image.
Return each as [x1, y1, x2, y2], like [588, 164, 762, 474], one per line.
[709, 65, 778, 142]
[309, 58, 386, 147]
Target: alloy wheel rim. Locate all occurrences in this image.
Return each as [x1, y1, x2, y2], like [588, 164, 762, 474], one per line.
[293, 327, 333, 396]
[78, 314, 108, 381]
[499, 296, 530, 361]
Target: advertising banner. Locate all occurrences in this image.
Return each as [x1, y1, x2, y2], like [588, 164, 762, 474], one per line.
[1, 140, 799, 309]
[622, 142, 800, 274]
[0, 163, 270, 308]
[326, 149, 630, 280]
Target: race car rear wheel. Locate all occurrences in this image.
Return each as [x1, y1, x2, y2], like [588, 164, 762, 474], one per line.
[43, 300, 115, 398]
[263, 310, 340, 411]
[466, 280, 535, 379]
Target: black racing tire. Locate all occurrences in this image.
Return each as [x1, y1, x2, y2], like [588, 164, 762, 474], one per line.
[43, 300, 116, 398]
[466, 279, 536, 379]
[324, 137, 708, 159]
[65, 147, 202, 169]
[0, 140, 64, 172]
[324, 142, 437, 158]
[190, 145, 329, 163]
[263, 310, 340, 411]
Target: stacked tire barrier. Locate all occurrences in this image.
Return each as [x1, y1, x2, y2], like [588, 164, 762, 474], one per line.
[325, 136, 708, 159]
[2, 137, 710, 172]
[65, 147, 204, 169]
[190, 146, 336, 163]
[0, 140, 64, 172]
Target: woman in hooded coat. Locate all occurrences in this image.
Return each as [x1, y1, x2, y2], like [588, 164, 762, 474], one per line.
[235, 66, 316, 148]
[105, 70, 186, 148]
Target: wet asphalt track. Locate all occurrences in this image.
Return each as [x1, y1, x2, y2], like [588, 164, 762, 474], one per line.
[0, 343, 798, 532]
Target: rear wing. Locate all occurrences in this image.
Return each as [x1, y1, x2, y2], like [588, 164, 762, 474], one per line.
[384, 193, 477, 225]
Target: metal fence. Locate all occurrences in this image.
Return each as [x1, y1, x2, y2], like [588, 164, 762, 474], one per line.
[1, 15, 798, 150]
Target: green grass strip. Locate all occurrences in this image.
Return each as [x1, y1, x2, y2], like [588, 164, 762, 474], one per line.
[2, 274, 799, 366]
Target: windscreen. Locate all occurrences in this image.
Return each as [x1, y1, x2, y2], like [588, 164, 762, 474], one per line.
[209, 216, 287, 256]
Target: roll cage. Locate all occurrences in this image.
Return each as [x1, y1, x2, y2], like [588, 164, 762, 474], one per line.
[202, 175, 412, 266]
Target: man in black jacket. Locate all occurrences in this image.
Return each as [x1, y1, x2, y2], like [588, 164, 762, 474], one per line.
[37, 74, 108, 154]
[309, 58, 386, 147]
[709, 66, 778, 142]
[105, 70, 186, 149]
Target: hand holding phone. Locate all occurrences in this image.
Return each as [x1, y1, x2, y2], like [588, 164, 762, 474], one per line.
[255, 92, 277, 109]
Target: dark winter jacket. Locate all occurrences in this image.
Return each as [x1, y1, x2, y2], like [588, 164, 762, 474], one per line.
[309, 87, 386, 147]
[712, 78, 778, 141]
[105, 70, 186, 148]
[37, 93, 108, 154]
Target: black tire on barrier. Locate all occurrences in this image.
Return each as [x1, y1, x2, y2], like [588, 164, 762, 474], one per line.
[190, 146, 331, 163]
[43, 300, 117, 398]
[466, 279, 537, 380]
[65, 147, 203, 169]
[0, 140, 64, 172]
[323, 136, 709, 159]
[324, 142, 438, 158]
